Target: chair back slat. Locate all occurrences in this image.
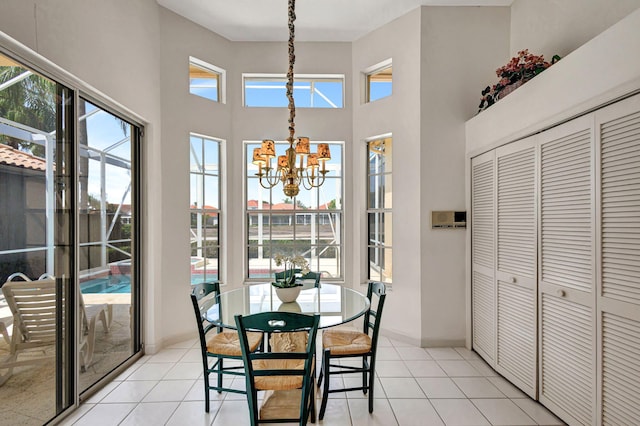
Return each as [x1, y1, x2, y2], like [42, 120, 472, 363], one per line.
[2, 279, 58, 344]
[274, 269, 322, 288]
[363, 282, 386, 349]
[299, 271, 321, 287]
[235, 311, 320, 424]
[190, 282, 222, 338]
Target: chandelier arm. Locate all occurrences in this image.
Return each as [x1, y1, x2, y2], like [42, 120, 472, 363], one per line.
[312, 173, 327, 188]
[300, 169, 327, 189]
[257, 174, 281, 189]
[301, 176, 315, 190]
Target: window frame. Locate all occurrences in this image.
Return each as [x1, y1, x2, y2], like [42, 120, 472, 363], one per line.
[363, 59, 392, 103]
[242, 73, 345, 108]
[244, 140, 344, 282]
[366, 135, 393, 286]
[189, 133, 223, 284]
[189, 56, 226, 104]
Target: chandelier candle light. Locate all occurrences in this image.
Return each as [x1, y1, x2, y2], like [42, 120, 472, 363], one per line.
[252, 0, 331, 197]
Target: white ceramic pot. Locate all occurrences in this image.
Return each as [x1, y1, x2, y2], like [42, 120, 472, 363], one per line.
[274, 286, 302, 303]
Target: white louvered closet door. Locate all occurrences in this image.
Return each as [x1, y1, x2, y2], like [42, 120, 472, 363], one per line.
[595, 94, 640, 426]
[538, 115, 596, 426]
[495, 137, 537, 398]
[471, 151, 496, 364]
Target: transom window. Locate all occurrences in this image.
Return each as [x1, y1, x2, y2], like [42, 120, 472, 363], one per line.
[243, 74, 344, 108]
[245, 141, 343, 280]
[189, 57, 226, 103]
[365, 59, 392, 103]
[190, 134, 222, 283]
[367, 136, 392, 284]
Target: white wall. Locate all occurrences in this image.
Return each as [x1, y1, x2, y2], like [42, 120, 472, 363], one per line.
[420, 7, 510, 346]
[466, 7, 640, 154]
[510, 0, 640, 59]
[352, 8, 424, 344]
[0, 0, 165, 352]
[158, 9, 234, 344]
[351, 6, 510, 346]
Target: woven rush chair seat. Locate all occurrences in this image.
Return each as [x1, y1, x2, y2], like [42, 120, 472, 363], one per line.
[250, 330, 312, 389]
[207, 330, 262, 356]
[322, 330, 371, 355]
[260, 389, 304, 420]
[252, 358, 307, 390]
[318, 281, 386, 420]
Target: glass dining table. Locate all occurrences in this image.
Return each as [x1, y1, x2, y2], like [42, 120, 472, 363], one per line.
[204, 282, 370, 329]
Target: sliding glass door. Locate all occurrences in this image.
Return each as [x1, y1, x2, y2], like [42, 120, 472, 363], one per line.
[0, 52, 74, 424]
[0, 51, 142, 424]
[77, 97, 140, 394]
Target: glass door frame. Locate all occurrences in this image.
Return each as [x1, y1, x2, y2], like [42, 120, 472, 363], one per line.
[0, 37, 145, 420]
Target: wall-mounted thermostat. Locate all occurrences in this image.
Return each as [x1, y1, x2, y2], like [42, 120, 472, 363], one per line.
[431, 211, 466, 229]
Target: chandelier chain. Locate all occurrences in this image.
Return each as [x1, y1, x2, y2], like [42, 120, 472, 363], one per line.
[287, 0, 296, 144]
[254, 0, 330, 197]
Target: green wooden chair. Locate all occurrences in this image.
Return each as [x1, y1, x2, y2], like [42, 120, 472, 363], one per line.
[274, 269, 321, 287]
[190, 282, 263, 412]
[235, 311, 320, 425]
[317, 281, 387, 419]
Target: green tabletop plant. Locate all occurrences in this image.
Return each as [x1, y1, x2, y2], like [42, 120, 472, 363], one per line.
[272, 254, 310, 288]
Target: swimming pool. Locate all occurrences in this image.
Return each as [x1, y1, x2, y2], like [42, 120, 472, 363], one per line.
[81, 276, 131, 294]
[81, 274, 217, 293]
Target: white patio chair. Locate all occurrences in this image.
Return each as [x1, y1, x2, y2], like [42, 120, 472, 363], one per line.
[0, 277, 57, 386]
[0, 274, 112, 386]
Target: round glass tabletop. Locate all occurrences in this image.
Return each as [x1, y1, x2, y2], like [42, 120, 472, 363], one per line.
[205, 282, 370, 329]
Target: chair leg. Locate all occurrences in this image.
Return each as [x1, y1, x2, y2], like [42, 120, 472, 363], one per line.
[203, 371, 210, 413]
[217, 357, 223, 391]
[317, 355, 324, 387]
[319, 349, 331, 420]
[310, 377, 316, 423]
[368, 357, 376, 413]
[0, 322, 9, 345]
[79, 313, 98, 372]
[98, 304, 113, 333]
[362, 355, 367, 394]
[0, 353, 16, 387]
[248, 390, 259, 426]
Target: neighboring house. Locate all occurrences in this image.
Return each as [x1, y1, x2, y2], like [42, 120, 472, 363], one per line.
[0, 144, 46, 283]
[246, 199, 336, 226]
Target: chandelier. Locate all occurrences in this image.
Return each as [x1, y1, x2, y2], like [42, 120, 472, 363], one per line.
[252, 0, 331, 198]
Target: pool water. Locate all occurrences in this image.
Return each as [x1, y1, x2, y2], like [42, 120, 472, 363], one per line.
[81, 276, 131, 294]
[81, 274, 215, 293]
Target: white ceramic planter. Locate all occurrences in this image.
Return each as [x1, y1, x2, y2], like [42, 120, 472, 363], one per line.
[274, 286, 302, 303]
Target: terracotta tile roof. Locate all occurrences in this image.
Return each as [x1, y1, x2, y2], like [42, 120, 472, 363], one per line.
[247, 200, 272, 209]
[189, 204, 218, 210]
[271, 202, 295, 210]
[0, 144, 46, 171]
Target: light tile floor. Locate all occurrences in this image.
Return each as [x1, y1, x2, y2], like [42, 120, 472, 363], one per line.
[61, 336, 566, 425]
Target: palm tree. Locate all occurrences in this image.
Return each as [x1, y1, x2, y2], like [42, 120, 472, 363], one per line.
[0, 65, 56, 156]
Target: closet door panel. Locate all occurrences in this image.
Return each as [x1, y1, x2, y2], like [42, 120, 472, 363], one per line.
[601, 309, 640, 426]
[495, 138, 537, 397]
[540, 294, 594, 426]
[471, 151, 496, 363]
[599, 105, 640, 305]
[538, 115, 595, 425]
[596, 93, 640, 426]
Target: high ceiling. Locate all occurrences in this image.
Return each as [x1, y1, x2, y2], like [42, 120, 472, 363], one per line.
[157, 0, 513, 42]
